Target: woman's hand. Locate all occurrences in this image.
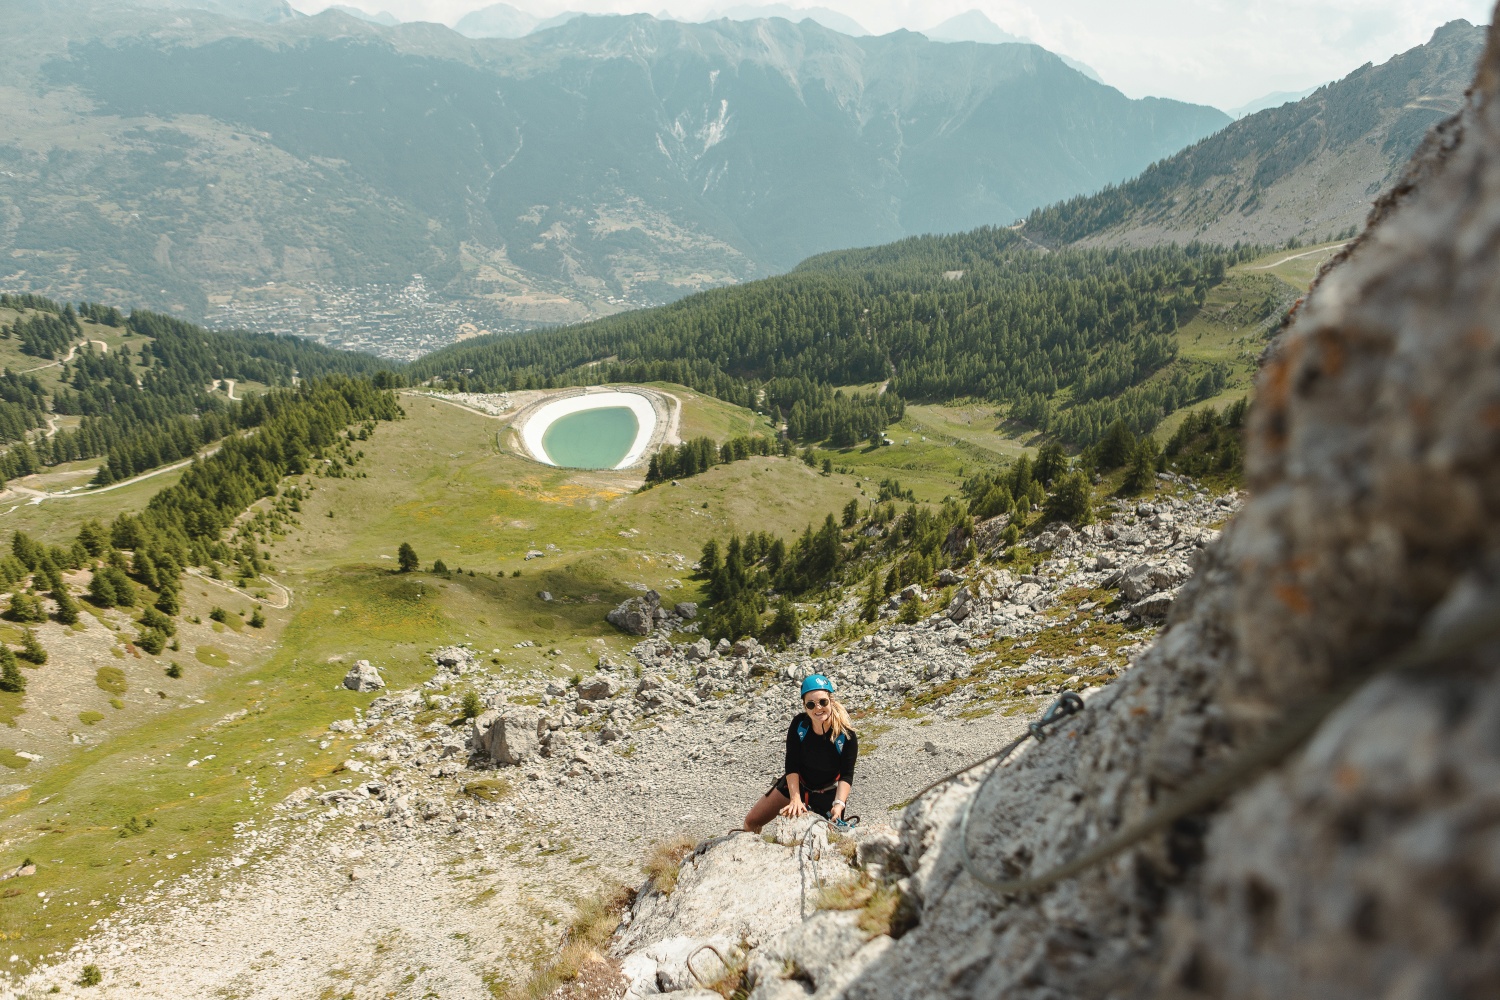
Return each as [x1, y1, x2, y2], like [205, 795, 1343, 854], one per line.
[829, 800, 845, 819]
[778, 797, 808, 819]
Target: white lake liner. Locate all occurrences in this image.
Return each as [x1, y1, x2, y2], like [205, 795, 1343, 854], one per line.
[521, 390, 657, 470]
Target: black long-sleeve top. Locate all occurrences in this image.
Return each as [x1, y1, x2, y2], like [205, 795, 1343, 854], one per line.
[784, 713, 859, 790]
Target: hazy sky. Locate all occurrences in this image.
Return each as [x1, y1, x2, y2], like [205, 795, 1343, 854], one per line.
[293, 1, 1495, 110]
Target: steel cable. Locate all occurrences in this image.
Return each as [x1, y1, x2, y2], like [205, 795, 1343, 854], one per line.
[957, 592, 1500, 898]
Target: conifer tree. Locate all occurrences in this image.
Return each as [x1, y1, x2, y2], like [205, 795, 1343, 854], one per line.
[18, 629, 46, 665]
[0, 646, 23, 693]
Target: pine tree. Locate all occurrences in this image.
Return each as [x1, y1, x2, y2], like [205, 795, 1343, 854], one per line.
[397, 542, 419, 573]
[51, 582, 79, 625]
[18, 629, 46, 665]
[249, 607, 266, 628]
[0, 647, 23, 693]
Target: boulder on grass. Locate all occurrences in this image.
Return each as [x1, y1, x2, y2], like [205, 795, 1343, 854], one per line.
[607, 590, 662, 635]
[342, 660, 384, 692]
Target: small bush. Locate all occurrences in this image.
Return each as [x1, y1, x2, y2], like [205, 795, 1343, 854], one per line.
[78, 964, 102, 987]
[249, 608, 266, 628]
[897, 599, 922, 625]
[117, 816, 153, 839]
[460, 690, 484, 719]
[643, 835, 698, 896]
[208, 607, 227, 623]
[165, 663, 183, 679]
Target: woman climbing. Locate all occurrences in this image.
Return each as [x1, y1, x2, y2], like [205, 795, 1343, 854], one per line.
[742, 674, 859, 833]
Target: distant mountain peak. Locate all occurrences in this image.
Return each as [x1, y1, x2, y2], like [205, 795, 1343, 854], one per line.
[452, 2, 537, 39]
[923, 9, 1025, 45]
[328, 5, 398, 27]
[922, 8, 1104, 84]
[700, 4, 868, 37]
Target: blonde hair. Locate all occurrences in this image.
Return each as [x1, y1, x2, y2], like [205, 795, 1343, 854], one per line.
[825, 695, 854, 740]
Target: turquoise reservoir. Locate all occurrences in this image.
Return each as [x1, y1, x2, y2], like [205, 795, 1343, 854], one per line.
[540, 406, 640, 469]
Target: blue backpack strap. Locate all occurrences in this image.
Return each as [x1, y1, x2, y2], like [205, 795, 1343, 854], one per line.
[834, 732, 846, 754]
[797, 720, 810, 742]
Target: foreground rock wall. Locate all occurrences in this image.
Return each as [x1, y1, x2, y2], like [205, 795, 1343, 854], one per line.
[590, 16, 1500, 1000]
[832, 16, 1500, 1000]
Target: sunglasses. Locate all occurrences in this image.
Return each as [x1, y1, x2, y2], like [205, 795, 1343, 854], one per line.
[804, 697, 829, 709]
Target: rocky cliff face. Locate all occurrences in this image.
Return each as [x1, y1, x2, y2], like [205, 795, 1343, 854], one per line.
[606, 15, 1500, 1000]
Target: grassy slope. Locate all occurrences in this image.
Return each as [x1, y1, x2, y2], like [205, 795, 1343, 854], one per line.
[1151, 240, 1342, 441]
[0, 387, 876, 973]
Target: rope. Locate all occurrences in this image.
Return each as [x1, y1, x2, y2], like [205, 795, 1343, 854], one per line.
[956, 591, 1500, 898]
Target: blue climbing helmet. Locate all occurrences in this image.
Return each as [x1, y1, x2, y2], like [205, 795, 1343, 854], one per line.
[800, 674, 835, 698]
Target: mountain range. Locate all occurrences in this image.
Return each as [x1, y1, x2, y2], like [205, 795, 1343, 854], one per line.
[1024, 19, 1486, 248]
[0, 0, 1228, 346]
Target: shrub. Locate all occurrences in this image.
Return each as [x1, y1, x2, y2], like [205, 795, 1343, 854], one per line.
[460, 690, 484, 719]
[208, 607, 227, 623]
[897, 598, 922, 625]
[165, 663, 183, 679]
[154, 588, 180, 616]
[249, 608, 266, 628]
[432, 559, 448, 575]
[78, 964, 102, 987]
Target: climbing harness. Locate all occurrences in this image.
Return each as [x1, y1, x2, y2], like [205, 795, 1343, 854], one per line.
[942, 591, 1500, 899]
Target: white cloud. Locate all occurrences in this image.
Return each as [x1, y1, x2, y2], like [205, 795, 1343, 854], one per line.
[292, 0, 1494, 109]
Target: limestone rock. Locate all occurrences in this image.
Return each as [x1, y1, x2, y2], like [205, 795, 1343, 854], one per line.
[608, 590, 662, 635]
[341, 660, 384, 692]
[481, 707, 541, 765]
[469, 709, 500, 749]
[1130, 589, 1176, 620]
[674, 601, 699, 619]
[577, 675, 622, 701]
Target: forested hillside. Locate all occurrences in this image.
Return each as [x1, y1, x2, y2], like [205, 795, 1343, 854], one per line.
[413, 230, 1257, 446]
[1021, 20, 1485, 248]
[0, 294, 388, 486]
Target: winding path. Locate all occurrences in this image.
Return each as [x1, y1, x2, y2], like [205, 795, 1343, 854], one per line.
[1249, 242, 1351, 269]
